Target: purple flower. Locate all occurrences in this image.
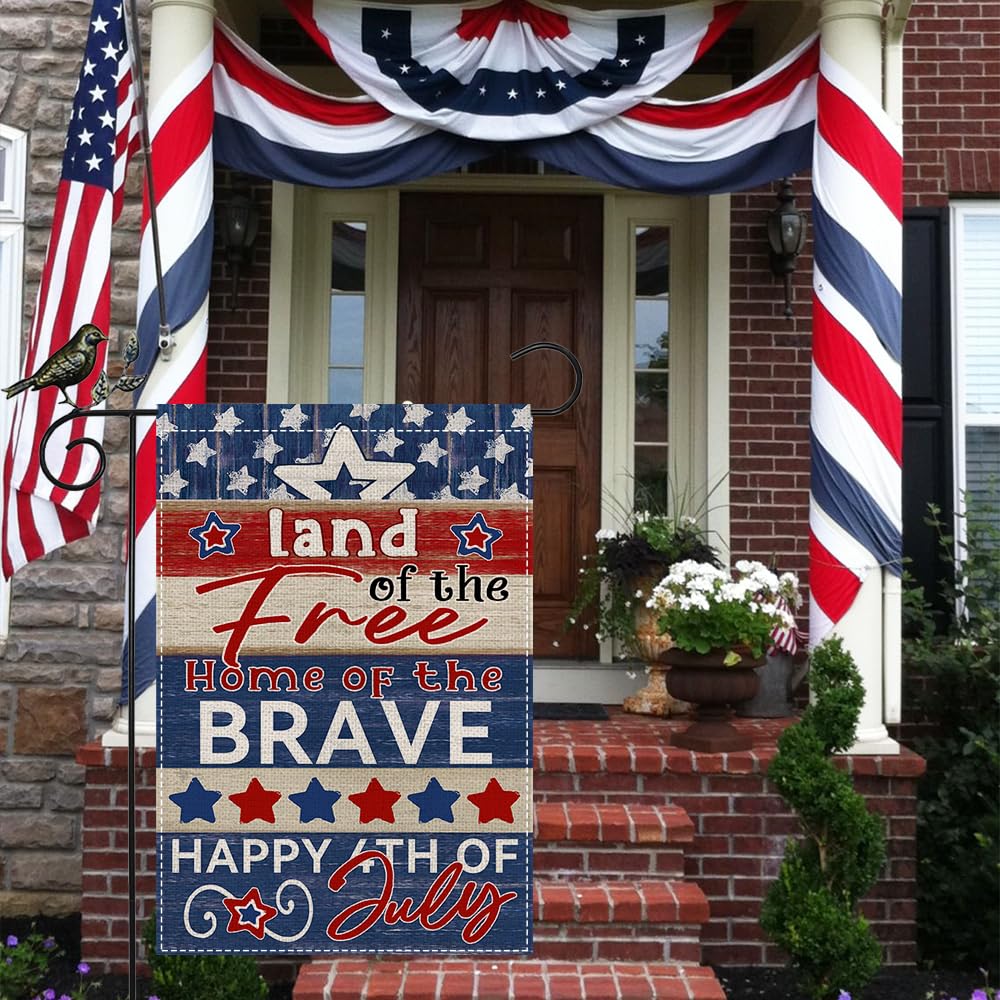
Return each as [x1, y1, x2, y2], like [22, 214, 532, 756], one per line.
[5, 935, 17, 947]
[76, 961, 90, 976]
[837, 993, 852, 1000]
[43, 989, 56, 1000]
[43, 937, 56, 950]
[972, 992, 988, 1000]
[60, 996, 71, 1000]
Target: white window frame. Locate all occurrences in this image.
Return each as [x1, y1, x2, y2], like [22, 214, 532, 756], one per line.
[0, 124, 27, 647]
[950, 200, 1000, 521]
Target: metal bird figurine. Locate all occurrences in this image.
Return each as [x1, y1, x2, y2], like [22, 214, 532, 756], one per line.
[4, 323, 108, 407]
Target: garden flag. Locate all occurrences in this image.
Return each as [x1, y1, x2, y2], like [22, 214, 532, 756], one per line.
[156, 403, 533, 953]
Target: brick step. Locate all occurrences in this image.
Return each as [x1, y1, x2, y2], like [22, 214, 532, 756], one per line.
[533, 879, 709, 963]
[534, 801, 692, 880]
[293, 959, 726, 1000]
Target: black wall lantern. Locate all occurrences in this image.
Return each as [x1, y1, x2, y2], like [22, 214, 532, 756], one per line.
[223, 194, 260, 311]
[767, 178, 807, 318]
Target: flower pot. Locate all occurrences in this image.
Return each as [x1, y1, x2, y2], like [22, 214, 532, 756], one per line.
[623, 588, 690, 717]
[663, 647, 765, 752]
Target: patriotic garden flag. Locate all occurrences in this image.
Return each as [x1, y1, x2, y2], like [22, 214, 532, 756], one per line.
[156, 403, 533, 953]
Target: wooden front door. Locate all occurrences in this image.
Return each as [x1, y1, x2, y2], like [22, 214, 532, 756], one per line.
[397, 192, 602, 658]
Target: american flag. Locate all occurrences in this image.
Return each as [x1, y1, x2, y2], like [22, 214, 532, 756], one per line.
[2, 0, 140, 578]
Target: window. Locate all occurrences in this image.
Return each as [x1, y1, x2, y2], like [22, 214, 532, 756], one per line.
[633, 225, 670, 506]
[328, 221, 367, 402]
[952, 202, 1000, 517]
[0, 124, 27, 646]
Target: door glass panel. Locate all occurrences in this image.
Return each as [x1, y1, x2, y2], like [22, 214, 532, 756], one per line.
[329, 221, 366, 401]
[634, 225, 669, 507]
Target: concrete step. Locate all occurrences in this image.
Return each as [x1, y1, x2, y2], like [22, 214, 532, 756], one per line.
[293, 958, 727, 999]
[533, 879, 709, 964]
[534, 801, 692, 880]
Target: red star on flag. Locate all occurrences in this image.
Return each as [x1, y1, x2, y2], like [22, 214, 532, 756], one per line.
[229, 777, 282, 824]
[222, 886, 278, 940]
[467, 777, 520, 823]
[201, 522, 229, 548]
[348, 777, 401, 823]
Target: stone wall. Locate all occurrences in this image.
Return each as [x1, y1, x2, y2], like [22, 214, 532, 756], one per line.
[0, 0, 150, 917]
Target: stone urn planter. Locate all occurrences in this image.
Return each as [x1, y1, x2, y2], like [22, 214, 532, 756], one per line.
[622, 578, 690, 717]
[663, 647, 764, 752]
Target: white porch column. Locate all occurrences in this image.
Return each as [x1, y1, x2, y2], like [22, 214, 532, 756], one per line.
[103, 0, 216, 749]
[817, 0, 899, 754]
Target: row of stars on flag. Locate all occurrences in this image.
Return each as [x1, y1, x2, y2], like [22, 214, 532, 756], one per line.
[169, 775, 521, 825]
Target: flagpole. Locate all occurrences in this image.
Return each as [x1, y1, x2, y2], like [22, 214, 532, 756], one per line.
[123, 0, 173, 358]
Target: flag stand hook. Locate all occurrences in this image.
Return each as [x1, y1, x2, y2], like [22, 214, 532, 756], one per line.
[510, 342, 583, 416]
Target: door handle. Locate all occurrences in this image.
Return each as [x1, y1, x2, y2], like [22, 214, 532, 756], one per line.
[510, 342, 583, 417]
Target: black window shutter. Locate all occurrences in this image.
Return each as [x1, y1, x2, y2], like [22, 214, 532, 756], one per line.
[902, 207, 953, 621]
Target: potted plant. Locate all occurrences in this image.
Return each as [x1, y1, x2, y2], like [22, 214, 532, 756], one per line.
[647, 559, 800, 750]
[566, 509, 720, 716]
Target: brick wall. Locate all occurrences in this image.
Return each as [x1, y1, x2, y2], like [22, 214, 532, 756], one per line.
[0, 0, 150, 918]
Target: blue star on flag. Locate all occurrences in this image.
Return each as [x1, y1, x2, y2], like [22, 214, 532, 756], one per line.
[168, 777, 222, 823]
[188, 510, 241, 558]
[288, 777, 341, 823]
[408, 777, 461, 823]
[450, 511, 503, 560]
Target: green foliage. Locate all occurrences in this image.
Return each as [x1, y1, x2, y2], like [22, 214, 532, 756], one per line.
[761, 637, 887, 1000]
[0, 931, 99, 1000]
[903, 495, 1000, 975]
[566, 507, 720, 658]
[648, 560, 800, 660]
[142, 914, 268, 1000]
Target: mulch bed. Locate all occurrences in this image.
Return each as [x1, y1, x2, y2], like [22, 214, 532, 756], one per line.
[715, 965, 988, 1000]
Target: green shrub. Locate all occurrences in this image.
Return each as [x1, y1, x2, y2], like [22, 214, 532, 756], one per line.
[761, 636, 887, 1000]
[142, 914, 267, 1000]
[904, 496, 1000, 975]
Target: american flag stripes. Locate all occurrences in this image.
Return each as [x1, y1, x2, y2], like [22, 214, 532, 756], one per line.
[1, 0, 140, 578]
[808, 50, 903, 643]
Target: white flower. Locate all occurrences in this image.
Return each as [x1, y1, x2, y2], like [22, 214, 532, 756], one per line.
[626, 670, 637, 680]
[552, 640, 560, 648]
[635, 589, 644, 598]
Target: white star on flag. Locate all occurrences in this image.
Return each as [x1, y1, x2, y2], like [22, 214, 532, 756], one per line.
[500, 483, 529, 502]
[79, 128, 93, 146]
[485, 433, 514, 464]
[98, 109, 114, 129]
[556, 79, 567, 90]
[526, 457, 534, 478]
[374, 428, 405, 457]
[433, 484, 456, 500]
[417, 437, 448, 467]
[160, 468, 188, 498]
[458, 465, 489, 496]
[273, 425, 414, 501]
[227, 465, 258, 496]
[212, 406, 243, 435]
[536, 88, 546, 98]
[391, 482, 416, 501]
[507, 89, 518, 100]
[185, 437, 216, 468]
[101, 41, 118, 60]
[253, 434, 284, 464]
[88, 84, 106, 102]
[510, 404, 533, 431]
[267, 483, 295, 501]
[279, 403, 309, 430]
[155, 414, 178, 440]
[85, 154, 102, 172]
[402, 402, 433, 427]
[445, 407, 475, 435]
[83, 59, 95, 77]
[350, 403, 380, 420]
[92, 14, 108, 32]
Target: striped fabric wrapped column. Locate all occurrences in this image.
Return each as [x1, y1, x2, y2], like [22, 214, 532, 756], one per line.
[108, 0, 216, 743]
[809, 42, 902, 741]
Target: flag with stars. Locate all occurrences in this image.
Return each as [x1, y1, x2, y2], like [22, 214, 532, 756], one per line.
[2, 0, 140, 578]
[157, 403, 532, 954]
[284, 0, 744, 140]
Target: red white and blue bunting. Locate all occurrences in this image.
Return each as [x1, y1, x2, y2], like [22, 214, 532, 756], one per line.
[284, 0, 745, 139]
